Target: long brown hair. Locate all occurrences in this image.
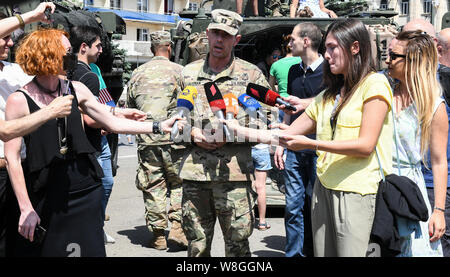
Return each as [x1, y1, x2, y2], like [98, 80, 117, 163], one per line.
[323, 19, 376, 117]
[396, 30, 441, 162]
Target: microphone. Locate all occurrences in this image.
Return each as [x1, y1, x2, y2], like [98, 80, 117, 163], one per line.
[171, 86, 198, 139]
[223, 93, 239, 120]
[203, 82, 232, 142]
[246, 83, 297, 111]
[238, 93, 271, 126]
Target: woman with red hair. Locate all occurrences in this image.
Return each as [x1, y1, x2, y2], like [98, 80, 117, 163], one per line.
[5, 28, 182, 257]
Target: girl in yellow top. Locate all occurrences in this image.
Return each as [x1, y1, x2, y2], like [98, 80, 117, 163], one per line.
[224, 19, 393, 256]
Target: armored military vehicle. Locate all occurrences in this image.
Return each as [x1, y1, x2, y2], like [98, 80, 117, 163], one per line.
[171, 0, 399, 206]
[0, 0, 126, 102]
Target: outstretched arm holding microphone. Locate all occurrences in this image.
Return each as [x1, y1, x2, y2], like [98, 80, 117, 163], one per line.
[0, 2, 55, 39]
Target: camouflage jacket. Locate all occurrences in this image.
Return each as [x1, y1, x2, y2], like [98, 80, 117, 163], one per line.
[127, 56, 184, 146]
[177, 54, 270, 182]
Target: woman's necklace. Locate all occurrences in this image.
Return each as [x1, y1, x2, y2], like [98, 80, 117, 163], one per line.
[33, 77, 68, 155]
[32, 77, 61, 95]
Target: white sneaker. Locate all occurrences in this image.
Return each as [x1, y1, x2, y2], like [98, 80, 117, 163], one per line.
[104, 231, 116, 244]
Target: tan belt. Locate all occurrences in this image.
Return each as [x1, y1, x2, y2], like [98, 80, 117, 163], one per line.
[0, 158, 6, 169]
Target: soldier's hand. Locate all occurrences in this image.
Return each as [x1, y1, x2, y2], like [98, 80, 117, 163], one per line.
[46, 95, 74, 119]
[191, 127, 218, 150]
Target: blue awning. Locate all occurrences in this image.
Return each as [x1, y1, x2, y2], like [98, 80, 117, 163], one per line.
[85, 7, 189, 24]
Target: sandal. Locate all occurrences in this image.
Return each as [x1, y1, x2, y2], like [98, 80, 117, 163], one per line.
[257, 222, 271, 231]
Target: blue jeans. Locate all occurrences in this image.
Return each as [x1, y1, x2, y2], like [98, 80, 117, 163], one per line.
[96, 136, 114, 223]
[283, 150, 317, 257]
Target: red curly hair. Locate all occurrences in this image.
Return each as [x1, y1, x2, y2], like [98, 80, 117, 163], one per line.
[15, 28, 69, 76]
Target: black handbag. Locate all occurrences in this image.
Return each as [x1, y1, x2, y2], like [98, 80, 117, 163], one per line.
[371, 103, 429, 256]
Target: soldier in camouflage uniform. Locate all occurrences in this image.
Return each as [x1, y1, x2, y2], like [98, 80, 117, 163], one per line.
[127, 31, 187, 251]
[176, 9, 270, 257]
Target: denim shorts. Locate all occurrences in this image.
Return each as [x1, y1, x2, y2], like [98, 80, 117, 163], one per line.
[251, 146, 272, 171]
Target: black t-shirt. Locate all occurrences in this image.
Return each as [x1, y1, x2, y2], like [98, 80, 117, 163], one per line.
[438, 64, 450, 105]
[72, 61, 102, 153]
[287, 61, 325, 154]
[287, 61, 325, 123]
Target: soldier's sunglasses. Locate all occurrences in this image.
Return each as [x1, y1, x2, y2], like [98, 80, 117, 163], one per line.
[388, 50, 406, 61]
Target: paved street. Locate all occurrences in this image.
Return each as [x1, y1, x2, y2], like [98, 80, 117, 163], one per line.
[103, 135, 286, 257]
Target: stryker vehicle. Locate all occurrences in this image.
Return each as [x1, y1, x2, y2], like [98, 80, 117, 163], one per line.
[171, 0, 400, 206]
[0, 0, 126, 103]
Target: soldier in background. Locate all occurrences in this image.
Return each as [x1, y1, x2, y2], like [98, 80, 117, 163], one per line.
[127, 31, 187, 251]
[177, 9, 269, 257]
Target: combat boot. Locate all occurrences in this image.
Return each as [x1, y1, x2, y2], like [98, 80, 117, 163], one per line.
[150, 229, 167, 250]
[168, 221, 188, 249]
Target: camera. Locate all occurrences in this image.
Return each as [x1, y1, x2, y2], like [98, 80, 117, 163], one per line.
[63, 52, 78, 78]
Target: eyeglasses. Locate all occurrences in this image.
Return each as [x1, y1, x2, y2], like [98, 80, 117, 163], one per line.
[272, 55, 282, 59]
[388, 50, 406, 61]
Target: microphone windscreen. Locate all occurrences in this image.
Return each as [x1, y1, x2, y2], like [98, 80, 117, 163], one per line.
[238, 93, 262, 111]
[177, 86, 198, 110]
[246, 83, 279, 106]
[223, 93, 239, 116]
[204, 82, 226, 114]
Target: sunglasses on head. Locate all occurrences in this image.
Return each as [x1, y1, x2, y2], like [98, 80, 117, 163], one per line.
[388, 50, 406, 61]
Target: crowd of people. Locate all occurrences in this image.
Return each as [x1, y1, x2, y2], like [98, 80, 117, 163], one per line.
[0, 2, 448, 258]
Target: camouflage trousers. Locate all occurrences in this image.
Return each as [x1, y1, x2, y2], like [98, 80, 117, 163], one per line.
[182, 180, 257, 257]
[135, 145, 183, 233]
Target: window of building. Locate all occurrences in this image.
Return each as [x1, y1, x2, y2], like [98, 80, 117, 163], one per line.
[137, 28, 148, 41]
[165, 0, 174, 14]
[110, 0, 121, 9]
[85, 0, 94, 6]
[137, 0, 148, 12]
[401, 0, 409, 15]
[188, 3, 198, 11]
[423, 0, 432, 14]
[380, 0, 388, 10]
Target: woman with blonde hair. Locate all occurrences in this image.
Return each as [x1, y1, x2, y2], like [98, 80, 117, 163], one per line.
[386, 30, 448, 256]
[5, 28, 182, 256]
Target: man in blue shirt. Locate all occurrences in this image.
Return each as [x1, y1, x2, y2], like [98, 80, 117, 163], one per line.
[403, 20, 449, 257]
[274, 23, 324, 257]
[421, 27, 450, 257]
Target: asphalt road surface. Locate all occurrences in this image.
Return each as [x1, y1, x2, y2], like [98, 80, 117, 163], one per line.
[103, 136, 286, 257]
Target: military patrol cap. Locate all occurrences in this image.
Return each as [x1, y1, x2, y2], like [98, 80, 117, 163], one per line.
[150, 30, 172, 45]
[208, 9, 243, 36]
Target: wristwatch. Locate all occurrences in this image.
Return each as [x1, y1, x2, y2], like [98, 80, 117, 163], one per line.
[152, 121, 164, 135]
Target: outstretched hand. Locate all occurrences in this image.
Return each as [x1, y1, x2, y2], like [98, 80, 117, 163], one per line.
[278, 134, 313, 151]
[161, 116, 186, 134]
[31, 2, 56, 24]
[116, 108, 147, 121]
[47, 95, 74, 119]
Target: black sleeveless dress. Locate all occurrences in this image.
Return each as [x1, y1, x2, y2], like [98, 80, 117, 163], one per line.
[7, 84, 106, 257]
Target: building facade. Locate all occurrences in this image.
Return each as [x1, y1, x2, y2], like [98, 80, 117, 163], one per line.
[85, 0, 193, 66]
[371, 0, 449, 31]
